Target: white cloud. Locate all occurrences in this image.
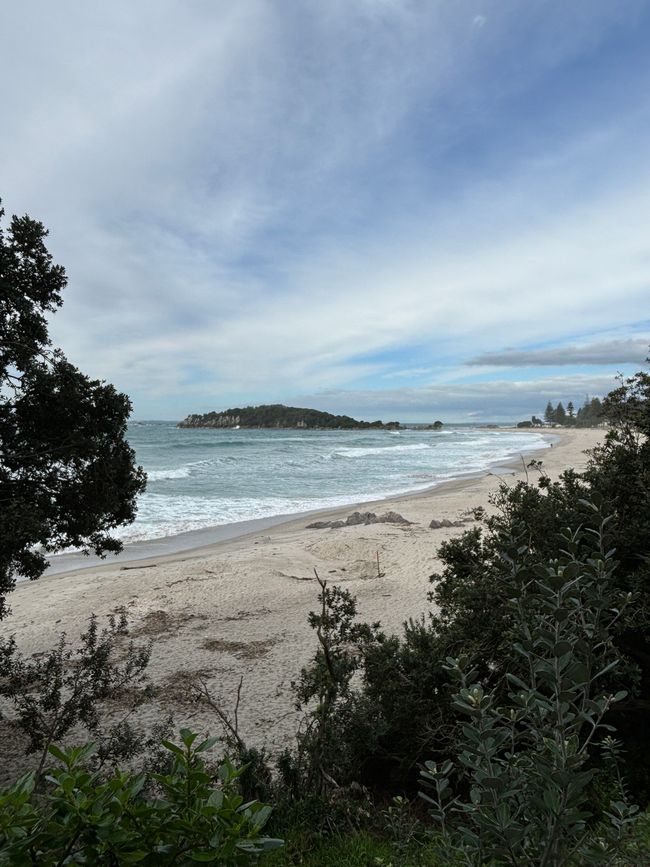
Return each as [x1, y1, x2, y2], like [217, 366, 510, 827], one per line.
[296, 373, 620, 422]
[468, 337, 650, 367]
[1, 1, 649, 418]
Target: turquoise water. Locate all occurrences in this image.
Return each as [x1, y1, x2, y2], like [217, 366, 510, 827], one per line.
[122, 423, 549, 543]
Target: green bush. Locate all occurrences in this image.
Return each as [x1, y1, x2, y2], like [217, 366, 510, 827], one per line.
[0, 729, 282, 865]
[0, 610, 154, 782]
[421, 505, 639, 865]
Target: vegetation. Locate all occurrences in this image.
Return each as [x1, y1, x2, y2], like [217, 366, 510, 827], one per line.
[262, 362, 650, 863]
[0, 610, 153, 782]
[0, 202, 146, 619]
[421, 509, 637, 865]
[178, 405, 400, 430]
[0, 730, 282, 865]
[2, 205, 649, 859]
[544, 396, 605, 427]
[2, 363, 649, 861]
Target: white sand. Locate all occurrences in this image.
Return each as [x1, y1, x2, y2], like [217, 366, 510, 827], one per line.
[0, 428, 603, 773]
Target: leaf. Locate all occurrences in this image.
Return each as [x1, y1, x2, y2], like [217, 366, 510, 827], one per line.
[553, 641, 572, 657]
[207, 789, 224, 808]
[161, 740, 185, 758]
[506, 673, 528, 690]
[47, 744, 69, 764]
[255, 838, 284, 851]
[194, 736, 219, 754]
[179, 728, 198, 747]
[251, 804, 272, 828]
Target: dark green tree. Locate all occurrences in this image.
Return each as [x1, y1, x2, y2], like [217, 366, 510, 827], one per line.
[555, 400, 567, 424]
[544, 400, 555, 423]
[0, 202, 146, 619]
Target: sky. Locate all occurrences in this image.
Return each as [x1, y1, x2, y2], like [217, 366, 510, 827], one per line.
[1, 0, 649, 422]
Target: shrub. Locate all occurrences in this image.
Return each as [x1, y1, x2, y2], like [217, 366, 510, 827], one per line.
[0, 728, 282, 865]
[0, 610, 152, 782]
[421, 505, 640, 865]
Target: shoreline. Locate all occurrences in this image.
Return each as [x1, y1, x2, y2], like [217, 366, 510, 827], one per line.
[0, 427, 602, 777]
[44, 428, 556, 579]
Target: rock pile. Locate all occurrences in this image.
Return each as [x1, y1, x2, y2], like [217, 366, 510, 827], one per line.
[307, 510, 412, 530]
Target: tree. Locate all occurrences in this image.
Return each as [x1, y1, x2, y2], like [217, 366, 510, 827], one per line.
[0, 202, 146, 619]
[544, 400, 555, 423]
[555, 400, 567, 424]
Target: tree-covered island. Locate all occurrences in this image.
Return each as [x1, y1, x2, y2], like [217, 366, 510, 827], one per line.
[178, 404, 401, 430]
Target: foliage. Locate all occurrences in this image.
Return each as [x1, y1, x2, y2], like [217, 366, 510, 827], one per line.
[178, 404, 400, 430]
[188, 674, 274, 806]
[284, 573, 382, 796]
[265, 829, 444, 866]
[0, 202, 146, 618]
[544, 397, 604, 427]
[0, 728, 282, 865]
[421, 507, 639, 866]
[0, 611, 152, 781]
[281, 362, 650, 812]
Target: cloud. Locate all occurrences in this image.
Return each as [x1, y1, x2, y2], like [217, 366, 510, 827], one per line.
[1, 1, 649, 419]
[467, 338, 650, 367]
[295, 373, 620, 422]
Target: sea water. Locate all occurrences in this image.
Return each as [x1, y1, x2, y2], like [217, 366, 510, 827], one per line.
[122, 423, 549, 543]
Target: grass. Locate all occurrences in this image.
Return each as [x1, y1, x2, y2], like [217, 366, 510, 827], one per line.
[265, 830, 444, 866]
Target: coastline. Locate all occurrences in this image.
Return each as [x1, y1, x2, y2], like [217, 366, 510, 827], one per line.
[0, 427, 603, 774]
[44, 427, 556, 578]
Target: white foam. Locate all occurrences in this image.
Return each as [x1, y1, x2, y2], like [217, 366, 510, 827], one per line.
[335, 443, 431, 458]
[147, 466, 192, 481]
[117, 425, 552, 543]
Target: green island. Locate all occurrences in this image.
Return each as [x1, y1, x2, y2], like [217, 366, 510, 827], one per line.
[178, 403, 402, 430]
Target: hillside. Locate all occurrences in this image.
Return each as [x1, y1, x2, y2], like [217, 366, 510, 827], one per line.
[178, 404, 400, 430]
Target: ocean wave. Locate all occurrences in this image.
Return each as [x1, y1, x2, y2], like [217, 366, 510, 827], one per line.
[118, 424, 551, 543]
[147, 466, 193, 481]
[334, 443, 431, 458]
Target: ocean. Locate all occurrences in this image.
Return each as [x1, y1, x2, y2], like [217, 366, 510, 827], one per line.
[121, 422, 550, 544]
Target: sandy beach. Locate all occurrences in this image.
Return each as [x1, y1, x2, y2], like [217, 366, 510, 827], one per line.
[0, 427, 603, 774]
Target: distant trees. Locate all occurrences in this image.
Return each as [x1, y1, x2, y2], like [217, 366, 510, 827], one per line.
[541, 396, 604, 427]
[0, 202, 146, 618]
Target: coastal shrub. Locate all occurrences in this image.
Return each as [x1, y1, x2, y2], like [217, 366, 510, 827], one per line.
[188, 674, 274, 805]
[0, 728, 282, 865]
[285, 573, 382, 797]
[421, 507, 639, 865]
[300, 363, 650, 802]
[0, 610, 152, 782]
[0, 201, 146, 619]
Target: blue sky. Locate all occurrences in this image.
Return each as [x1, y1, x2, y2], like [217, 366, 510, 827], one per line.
[1, 0, 649, 421]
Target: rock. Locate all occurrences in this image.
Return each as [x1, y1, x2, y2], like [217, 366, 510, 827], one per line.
[379, 511, 413, 525]
[345, 511, 377, 526]
[307, 510, 412, 530]
[429, 518, 455, 529]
